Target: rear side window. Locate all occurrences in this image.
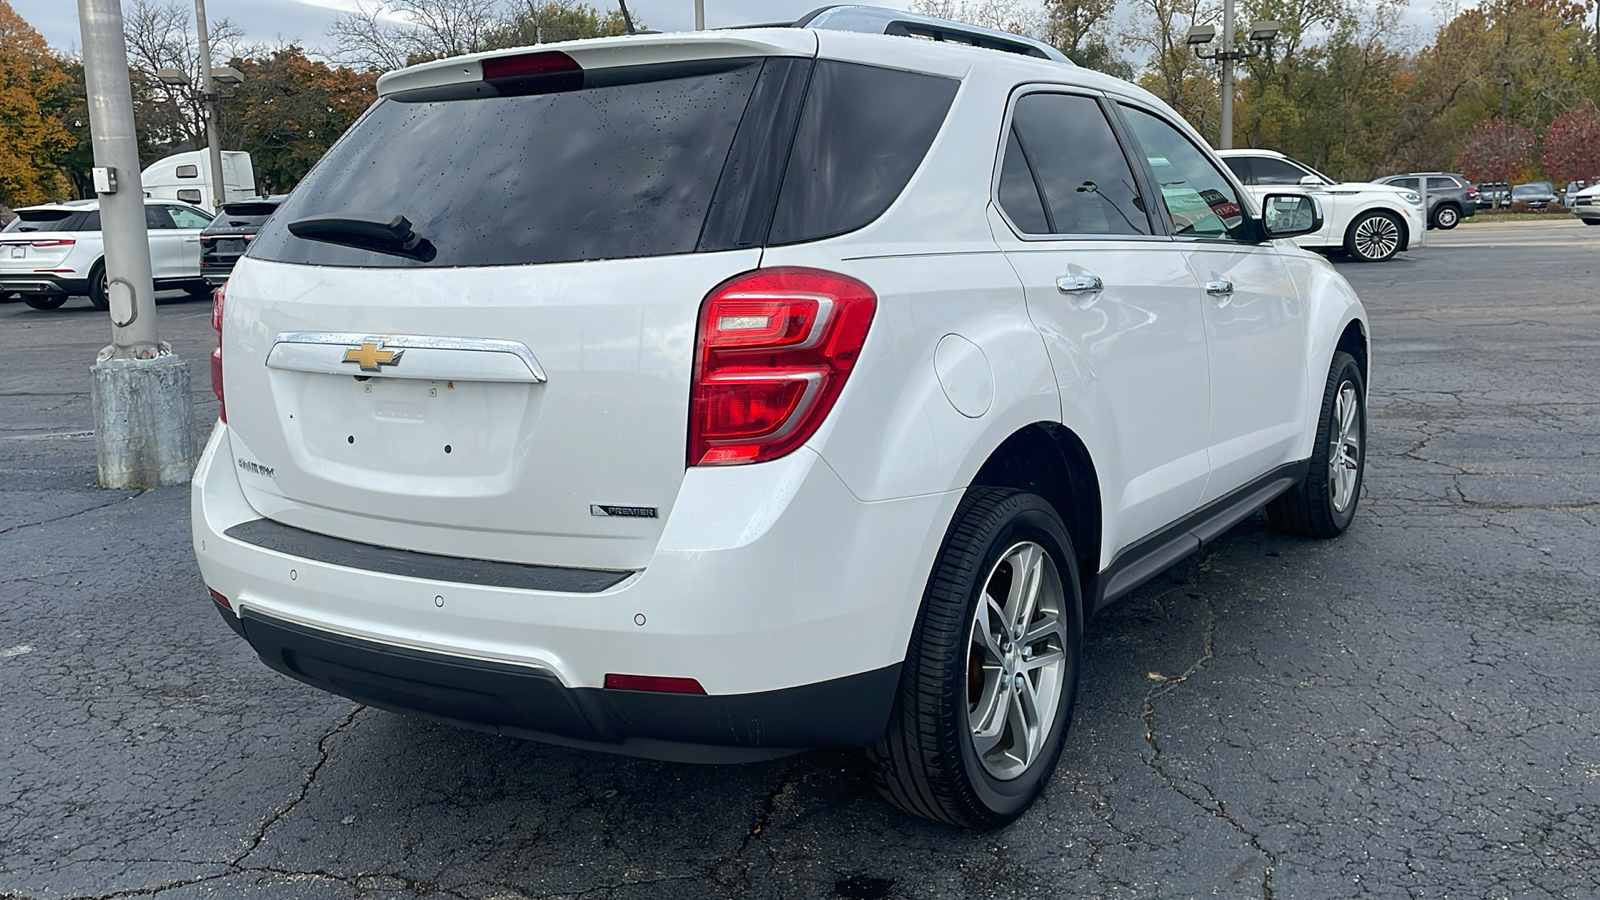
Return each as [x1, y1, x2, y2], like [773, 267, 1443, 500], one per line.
[996, 92, 1149, 236]
[251, 60, 765, 268]
[767, 61, 957, 245]
[1250, 156, 1310, 185]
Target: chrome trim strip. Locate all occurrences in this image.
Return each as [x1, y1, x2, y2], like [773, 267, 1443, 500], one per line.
[271, 332, 547, 383]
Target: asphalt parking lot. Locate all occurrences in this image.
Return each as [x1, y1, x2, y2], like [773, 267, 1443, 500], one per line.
[2, 218, 1597, 900]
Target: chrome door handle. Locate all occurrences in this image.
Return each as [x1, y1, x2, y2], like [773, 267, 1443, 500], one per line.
[1205, 280, 1234, 296]
[1056, 274, 1103, 294]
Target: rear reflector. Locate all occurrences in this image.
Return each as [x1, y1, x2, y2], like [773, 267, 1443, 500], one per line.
[604, 673, 707, 695]
[207, 587, 231, 610]
[481, 50, 582, 94]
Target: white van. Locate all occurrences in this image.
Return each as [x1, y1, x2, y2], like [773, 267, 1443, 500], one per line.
[142, 150, 255, 210]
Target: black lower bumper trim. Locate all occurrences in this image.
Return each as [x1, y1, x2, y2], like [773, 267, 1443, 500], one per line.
[238, 610, 900, 762]
[224, 517, 632, 593]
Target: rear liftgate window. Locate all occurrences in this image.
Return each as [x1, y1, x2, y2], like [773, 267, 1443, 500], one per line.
[251, 58, 768, 268]
[250, 56, 958, 268]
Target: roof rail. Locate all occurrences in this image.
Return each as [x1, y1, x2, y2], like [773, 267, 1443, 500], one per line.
[792, 5, 1072, 64]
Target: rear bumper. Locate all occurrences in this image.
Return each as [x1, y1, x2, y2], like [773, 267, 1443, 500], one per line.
[192, 424, 960, 757]
[0, 275, 87, 296]
[222, 604, 898, 761]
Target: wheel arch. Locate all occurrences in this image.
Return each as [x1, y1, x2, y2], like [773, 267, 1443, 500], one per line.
[1336, 317, 1368, 387]
[968, 422, 1102, 601]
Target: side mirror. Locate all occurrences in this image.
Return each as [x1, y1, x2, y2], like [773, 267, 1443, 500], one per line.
[1298, 174, 1324, 187]
[1261, 193, 1323, 239]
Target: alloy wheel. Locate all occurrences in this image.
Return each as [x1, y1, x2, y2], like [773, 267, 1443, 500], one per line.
[966, 541, 1070, 781]
[1328, 381, 1362, 513]
[1436, 206, 1459, 228]
[1353, 215, 1400, 260]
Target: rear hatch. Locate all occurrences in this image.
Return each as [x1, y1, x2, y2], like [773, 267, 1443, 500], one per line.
[201, 200, 279, 280]
[224, 33, 821, 571]
[0, 208, 96, 280]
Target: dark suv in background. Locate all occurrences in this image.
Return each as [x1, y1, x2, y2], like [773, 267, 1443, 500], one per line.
[1511, 182, 1558, 210]
[199, 197, 284, 286]
[1373, 173, 1477, 229]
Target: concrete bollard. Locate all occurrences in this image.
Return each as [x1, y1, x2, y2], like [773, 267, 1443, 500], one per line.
[90, 354, 199, 488]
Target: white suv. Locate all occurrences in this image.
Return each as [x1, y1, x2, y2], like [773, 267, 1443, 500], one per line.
[0, 199, 216, 309]
[1218, 149, 1425, 262]
[192, 11, 1369, 827]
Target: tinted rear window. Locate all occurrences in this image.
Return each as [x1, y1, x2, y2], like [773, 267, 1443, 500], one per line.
[768, 61, 957, 245]
[251, 61, 764, 268]
[3, 210, 100, 232]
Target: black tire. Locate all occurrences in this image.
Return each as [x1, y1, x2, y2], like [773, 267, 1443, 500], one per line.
[23, 295, 68, 310]
[1433, 204, 1461, 229]
[1268, 351, 1366, 538]
[1584, 219, 1600, 226]
[184, 281, 215, 298]
[869, 487, 1083, 828]
[1344, 210, 1404, 262]
[88, 261, 109, 310]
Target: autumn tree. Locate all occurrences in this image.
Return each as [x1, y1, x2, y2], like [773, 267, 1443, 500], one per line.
[331, 0, 634, 71]
[1540, 105, 1600, 184]
[491, 0, 633, 47]
[0, 0, 75, 206]
[218, 47, 378, 194]
[1458, 119, 1536, 185]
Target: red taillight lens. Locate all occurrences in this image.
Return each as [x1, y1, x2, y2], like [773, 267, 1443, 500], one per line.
[604, 674, 707, 695]
[481, 50, 582, 94]
[689, 268, 876, 467]
[207, 587, 231, 610]
[210, 282, 226, 422]
[29, 239, 74, 248]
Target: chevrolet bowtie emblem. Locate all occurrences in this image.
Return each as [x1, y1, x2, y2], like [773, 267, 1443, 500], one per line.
[342, 341, 404, 373]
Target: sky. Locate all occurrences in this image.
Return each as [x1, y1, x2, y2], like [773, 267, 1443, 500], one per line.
[13, 0, 1440, 62]
[11, 1, 913, 56]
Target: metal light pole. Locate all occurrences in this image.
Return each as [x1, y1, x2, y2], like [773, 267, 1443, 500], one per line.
[194, 0, 226, 211]
[1188, 16, 1279, 150]
[695, 0, 704, 30]
[79, 0, 198, 488]
[1218, 0, 1235, 150]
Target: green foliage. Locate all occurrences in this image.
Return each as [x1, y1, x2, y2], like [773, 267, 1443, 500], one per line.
[218, 47, 378, 194]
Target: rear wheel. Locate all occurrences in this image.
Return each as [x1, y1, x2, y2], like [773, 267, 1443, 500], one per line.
[184, 281, 215, 298]
[24, 295, 69, 310]
[869, 487, 1082, 828]
[1268, 351, 1365, 538]
[1433, 204, 1460, 229]
[1584, 219, 1600, 226]
[1345, 211, 1403, 262]
[88, 262, 109, 310]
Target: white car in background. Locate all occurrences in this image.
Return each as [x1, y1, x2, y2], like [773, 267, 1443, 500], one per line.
[0, 199, 216, 310]
[1570, 184, 1600, 224]
[1219, 149, 1425, 262]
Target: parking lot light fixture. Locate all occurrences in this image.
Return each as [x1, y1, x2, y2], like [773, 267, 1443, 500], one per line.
[1249, 21, 1281, 42]
[212, 66, 244, 87]
[155, 67, 191, 87]
[1186, 25, 1216, 46]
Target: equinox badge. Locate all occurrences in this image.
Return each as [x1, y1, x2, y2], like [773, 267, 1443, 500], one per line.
[342, 341, 404, 373]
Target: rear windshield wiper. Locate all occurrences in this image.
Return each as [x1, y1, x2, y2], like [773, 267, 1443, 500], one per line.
[287, 212, 437, 262]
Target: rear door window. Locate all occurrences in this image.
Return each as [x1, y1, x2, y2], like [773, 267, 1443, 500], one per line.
[5, 210, 82, 232]
[1426, 176, 1457, 191]
[766, 61, 957, 245]
[1250, 156, 1311, 185]
[995, 92, 1149, 236]
[251, 60, 767, 268]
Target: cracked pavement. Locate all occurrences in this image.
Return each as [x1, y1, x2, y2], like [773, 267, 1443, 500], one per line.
[2, 219, 1597, 898]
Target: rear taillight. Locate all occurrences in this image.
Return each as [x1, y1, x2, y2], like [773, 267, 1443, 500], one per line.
[29, 239, 74, 248]
[210, 282, 226, 423]
[689, 268, 876, 466]
[199, 237, 215, 246]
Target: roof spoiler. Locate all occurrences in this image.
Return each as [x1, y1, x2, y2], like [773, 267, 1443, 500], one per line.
[792, 5, 1071, 63]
